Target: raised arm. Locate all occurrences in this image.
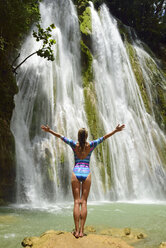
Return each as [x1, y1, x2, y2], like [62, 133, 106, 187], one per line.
[41, 125, 62, 138]
[103, 124, 125, 140]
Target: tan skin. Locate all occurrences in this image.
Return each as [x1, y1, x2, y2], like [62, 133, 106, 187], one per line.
[41, 124, 125, 238]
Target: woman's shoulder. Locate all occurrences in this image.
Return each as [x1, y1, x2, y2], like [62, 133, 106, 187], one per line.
[89, 137, 104, 148]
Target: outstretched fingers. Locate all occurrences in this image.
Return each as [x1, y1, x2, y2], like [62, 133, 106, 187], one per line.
[116, 124, 125, 132]
[41, 125, 50, 132]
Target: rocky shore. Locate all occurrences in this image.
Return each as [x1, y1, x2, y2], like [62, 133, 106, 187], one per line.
[21, 226, 147, 248]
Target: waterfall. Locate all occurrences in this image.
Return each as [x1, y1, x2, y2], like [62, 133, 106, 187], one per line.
[90, 3, 166, 201]
[11, 0, 166, 206]
[11, 0, 103, 206]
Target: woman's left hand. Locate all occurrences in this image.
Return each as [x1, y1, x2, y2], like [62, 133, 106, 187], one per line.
[41, 125, 50, 132]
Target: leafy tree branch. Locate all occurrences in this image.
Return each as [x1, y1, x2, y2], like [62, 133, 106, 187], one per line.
[12, 23, 56, 73]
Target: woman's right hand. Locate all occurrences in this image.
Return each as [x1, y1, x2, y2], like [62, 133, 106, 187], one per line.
[41, 125, 50, 132]
[115, 124, 125, 132]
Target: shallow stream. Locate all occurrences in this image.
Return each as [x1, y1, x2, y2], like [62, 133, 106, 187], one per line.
[0, 202, 166, 248]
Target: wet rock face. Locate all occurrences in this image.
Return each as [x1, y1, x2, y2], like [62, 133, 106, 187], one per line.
[0, 39, 18, 205]
[0, 60, 17, 205]
[0, 126, 16, 204]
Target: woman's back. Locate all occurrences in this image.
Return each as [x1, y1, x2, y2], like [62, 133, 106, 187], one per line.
[61, 136, 104, 167]
[75, 142, 91, 159]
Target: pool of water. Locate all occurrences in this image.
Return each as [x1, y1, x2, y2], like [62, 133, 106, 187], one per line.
[0, 201, 166, 248]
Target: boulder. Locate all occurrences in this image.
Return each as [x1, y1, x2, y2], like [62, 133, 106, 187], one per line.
[159, 242, 166, 248]
[124, 228, 131, 236]
[21, 230, 134, 248]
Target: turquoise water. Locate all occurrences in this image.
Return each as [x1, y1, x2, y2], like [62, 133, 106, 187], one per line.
[0, 202, 166, 248]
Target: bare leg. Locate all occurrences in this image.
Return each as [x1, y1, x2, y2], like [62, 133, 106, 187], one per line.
[79, 173, 91, 237]
[71, 173, 81, 238]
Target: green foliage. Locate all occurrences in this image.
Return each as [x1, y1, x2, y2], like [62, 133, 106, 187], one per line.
[0, 0, 41, 55]
[80, 7, 92, 35]
[12, 24, 56, 73]
[33, 23, 56, 61]
[78, 3, 93, 83]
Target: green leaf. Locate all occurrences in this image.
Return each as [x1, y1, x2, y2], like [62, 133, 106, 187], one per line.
[32, 23, 56, 62]
[50, 23, 56, 29]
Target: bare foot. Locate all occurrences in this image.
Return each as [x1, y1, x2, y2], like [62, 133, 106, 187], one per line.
[79, 232, 87, 238]
[72, 231, 79, 239]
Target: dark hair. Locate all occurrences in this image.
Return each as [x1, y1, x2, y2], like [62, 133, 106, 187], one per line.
[78, 128, 88, 151]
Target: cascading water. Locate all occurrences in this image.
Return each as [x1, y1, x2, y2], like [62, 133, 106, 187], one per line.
[11, 0, 166, 206]
[90, 3, 166, 201]
[11, 0, 103, 206]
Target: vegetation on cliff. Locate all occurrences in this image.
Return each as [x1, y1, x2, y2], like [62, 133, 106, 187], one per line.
[0, 0, 41, 57]
[0, 0, 41, 204]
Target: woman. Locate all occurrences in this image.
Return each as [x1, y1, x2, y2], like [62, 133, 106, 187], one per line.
[41, 124, 125, 238]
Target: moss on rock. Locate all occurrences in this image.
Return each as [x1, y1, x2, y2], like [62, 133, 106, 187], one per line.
[151, 130, 166, 169]
[125, 34, 166, 132]
[106, 142, 112, 189]
[144, 56, 166, 131]
[84, 83, 110, 191]
[100, 164, 106, 192]
[80, 7, 92, 36]
[125, 41, 151, 114]
[80, 40, 93, 86]
[39, 148, 55, 200]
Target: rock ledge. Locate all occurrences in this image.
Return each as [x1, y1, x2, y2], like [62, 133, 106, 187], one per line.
[21, 229, 138, 248]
